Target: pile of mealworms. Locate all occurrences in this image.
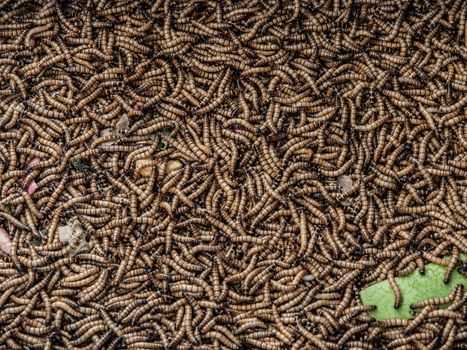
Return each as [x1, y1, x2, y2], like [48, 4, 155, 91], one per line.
[0, 0, 466, 349]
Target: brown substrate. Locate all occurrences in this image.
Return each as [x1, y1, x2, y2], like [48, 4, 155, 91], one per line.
[0, 0, 466, 349]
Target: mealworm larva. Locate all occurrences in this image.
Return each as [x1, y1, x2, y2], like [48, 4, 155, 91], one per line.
[387, 270, 402, 309]
[411, 284, 463, 310]
[406, 304, 437, 334]
[444, 246, 459, 284]
[77, 269, 109, 304]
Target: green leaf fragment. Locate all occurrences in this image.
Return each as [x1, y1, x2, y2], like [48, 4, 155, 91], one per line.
[148, 127, 173, 140]
[71, 157, 94, 173]
[160, 127, 172, 134]
[32, 236, 42, 246]
[360, 253, 467, 320]
[159, 140, 168, 150]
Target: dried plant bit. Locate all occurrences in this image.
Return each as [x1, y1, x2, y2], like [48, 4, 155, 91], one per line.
[132, 157, 158, 178]
[115, 114, 129, 133]
[99, 128, 115, 139]
[164, 159, 183, 176]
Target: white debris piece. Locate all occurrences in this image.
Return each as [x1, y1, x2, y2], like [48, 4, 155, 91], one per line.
[99, 116, 128, 146]
[302, 274, 315, 282]
[338, 175, 353, 206]
[115, 114, 129, 132]
[338, 175, 353, 192]
[135, 158, 183, 178]
[58, 219, 89, 256]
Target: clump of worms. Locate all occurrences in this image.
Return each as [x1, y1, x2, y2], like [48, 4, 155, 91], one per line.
[0, 0, 466, 349]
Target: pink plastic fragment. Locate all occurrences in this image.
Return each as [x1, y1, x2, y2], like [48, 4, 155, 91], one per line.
[0, 227, 12, 254]
[6, 188, 13, 195]
[135, 103, 142, 111]
[27, 180, 38, 195]
[28, 157, 41, 167]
